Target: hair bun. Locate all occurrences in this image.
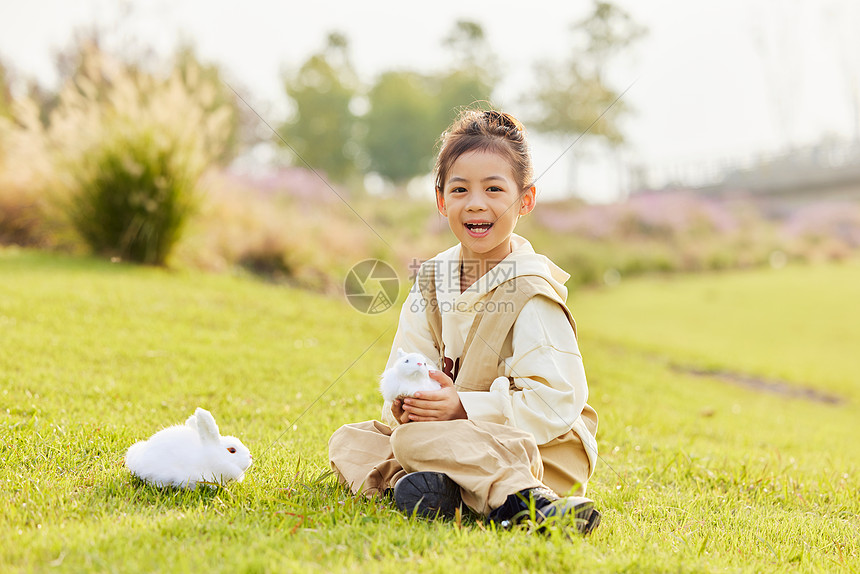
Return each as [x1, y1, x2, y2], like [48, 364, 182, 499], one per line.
[480, 110, 524, 142]
[434, 107, 534, 191]
[482, 110, 520, 131]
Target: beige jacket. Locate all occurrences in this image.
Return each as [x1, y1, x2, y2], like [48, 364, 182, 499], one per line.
[381, 234, 597, 471]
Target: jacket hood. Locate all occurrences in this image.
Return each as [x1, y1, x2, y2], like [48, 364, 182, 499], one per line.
[431, 234, 570, 312]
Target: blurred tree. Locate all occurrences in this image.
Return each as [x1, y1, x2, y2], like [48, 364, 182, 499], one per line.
[436, 20, 498, 130]
[364, 21, 498, 190]
[532, 63, 625, 144]
[279, 32, 359, 182]
[529, 1, 646, 145]
[364, 71, 437, 188]
[443, 20, 495, 71]
[527, 1, 645, 193]
[576, 1, 646, 79]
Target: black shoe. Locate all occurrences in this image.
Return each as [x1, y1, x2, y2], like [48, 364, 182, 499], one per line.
[488, 486, 601, 535]
[393, 471, 463, 519]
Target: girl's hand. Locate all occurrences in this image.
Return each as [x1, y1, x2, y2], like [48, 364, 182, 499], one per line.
[401, 370, 467, 422]
[391, 399, 411, 425]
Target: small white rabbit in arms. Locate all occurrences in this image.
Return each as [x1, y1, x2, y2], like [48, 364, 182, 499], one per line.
[125, 407, 252, 489]
[379, 348, 442, 402]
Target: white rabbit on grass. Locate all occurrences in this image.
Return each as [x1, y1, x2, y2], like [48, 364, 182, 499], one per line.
[125, 408, 252, 489]
[379, 349, 442, 402]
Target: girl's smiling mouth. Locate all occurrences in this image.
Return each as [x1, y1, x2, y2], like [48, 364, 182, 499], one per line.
[464, 221, 493, 237]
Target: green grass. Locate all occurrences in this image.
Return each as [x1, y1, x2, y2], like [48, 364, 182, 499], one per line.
[2, 248, 858, 573]
[571, 260, 860, 401]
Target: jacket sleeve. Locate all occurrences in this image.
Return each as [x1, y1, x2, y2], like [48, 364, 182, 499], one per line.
[380, 282, 440, 427]
[457, 296, 588, 445]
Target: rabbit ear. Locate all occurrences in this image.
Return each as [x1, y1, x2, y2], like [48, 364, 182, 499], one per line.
[397, 348, 406, 358]
[193, 408, 221, 444]
[185, 414, 198, 431]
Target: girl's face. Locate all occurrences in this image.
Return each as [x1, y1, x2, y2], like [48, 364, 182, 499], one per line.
[436, 149, 536, 264]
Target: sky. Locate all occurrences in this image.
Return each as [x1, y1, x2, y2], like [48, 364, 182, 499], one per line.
[1, 0, 859, 202]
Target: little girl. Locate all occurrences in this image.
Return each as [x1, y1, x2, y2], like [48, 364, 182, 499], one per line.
[328, 109, 600, 534]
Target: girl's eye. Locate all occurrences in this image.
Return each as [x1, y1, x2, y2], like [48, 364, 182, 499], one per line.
[449, 187, 467, 194]
[227, 447, 237, 454]
[487, 186, 503, 192]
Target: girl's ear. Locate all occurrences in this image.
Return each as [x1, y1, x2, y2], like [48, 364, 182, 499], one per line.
[519, 186, 537, 215]
[435, 187, 447, 217]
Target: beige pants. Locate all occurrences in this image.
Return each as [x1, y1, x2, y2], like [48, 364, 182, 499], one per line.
[328, 419, 591, 516]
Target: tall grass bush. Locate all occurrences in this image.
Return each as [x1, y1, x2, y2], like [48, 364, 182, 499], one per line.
[66, 129, 199, 264]
[49, 49, 232, 265]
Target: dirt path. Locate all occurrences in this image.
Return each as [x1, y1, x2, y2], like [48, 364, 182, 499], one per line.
[672, 364, 845, 405]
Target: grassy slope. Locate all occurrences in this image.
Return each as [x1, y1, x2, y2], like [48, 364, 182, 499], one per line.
[1, 249, 857, 573]
[571, 260, 860, 400]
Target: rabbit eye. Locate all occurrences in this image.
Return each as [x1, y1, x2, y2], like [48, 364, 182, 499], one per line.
[227, 447, 237, 454]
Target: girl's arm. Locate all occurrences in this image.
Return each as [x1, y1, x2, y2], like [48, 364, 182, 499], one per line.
[384, 287, 438, 367]
[457, 296, 588, 445]
[380, 283, 439, 427]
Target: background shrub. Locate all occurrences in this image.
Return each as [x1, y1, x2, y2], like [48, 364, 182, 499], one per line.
[49, 48, 231, 265]
[68, 130, 197, 264]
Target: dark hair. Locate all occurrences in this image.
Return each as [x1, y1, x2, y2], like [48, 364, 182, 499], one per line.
[434, 109, 534, 194]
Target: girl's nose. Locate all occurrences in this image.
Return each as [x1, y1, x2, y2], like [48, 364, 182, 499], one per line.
[464, 192, 488, 211]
